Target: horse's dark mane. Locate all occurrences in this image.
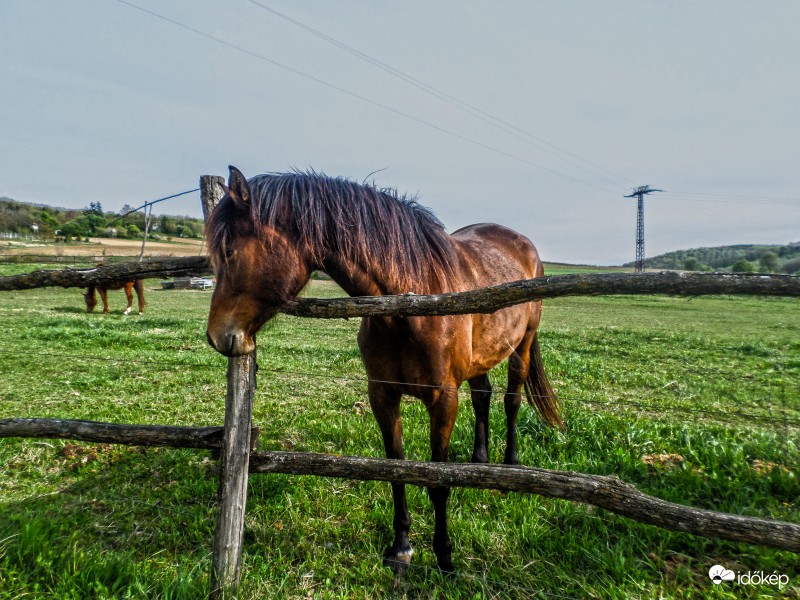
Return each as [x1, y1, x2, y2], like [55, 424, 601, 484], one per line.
[207, 171, 457, 292]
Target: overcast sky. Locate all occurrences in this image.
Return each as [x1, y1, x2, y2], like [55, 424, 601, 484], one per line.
[2, 1, 798, 264]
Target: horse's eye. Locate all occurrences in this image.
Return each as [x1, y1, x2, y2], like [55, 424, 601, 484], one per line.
[225, 247, 235, 260]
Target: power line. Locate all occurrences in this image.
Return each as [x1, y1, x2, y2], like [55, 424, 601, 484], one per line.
[243, 5, 800, 212]
[113, 0, 619, 196]
[247, 0, 636, 190]
[659, 190, 800, 207]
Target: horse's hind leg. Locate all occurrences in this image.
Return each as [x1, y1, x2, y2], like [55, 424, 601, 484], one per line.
[123, 282, 134, 315]
[469, 374, 492, 463]
[504, 336, 533, 465]
[424, 384, 459, 573]
[134, 280, 145, 314]
[368, 382, 413, 574]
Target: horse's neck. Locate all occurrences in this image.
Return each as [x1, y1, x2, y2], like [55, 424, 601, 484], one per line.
[320, 253, 411, 297]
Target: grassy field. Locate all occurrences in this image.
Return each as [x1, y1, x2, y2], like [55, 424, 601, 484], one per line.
[0, 264, 798, 599]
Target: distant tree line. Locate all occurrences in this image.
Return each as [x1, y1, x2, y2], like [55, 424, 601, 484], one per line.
[0, 197, 204, 243]
[627, 243, 800, 275]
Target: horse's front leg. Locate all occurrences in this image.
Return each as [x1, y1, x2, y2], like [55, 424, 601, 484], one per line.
[98, 288, 110, 314]
[84, 286, 97, 312]
[368, 382, 412, 574]
[426, 384, 459, 572]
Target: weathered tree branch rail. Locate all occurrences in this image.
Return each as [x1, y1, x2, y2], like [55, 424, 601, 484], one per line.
[0, 256, 210, 291]
[249, 451, 800, 552]
[283, 272, 800, 318]
[0, 418, 259, 450]
[1, 260, 798, 318]
[2, 416, 796, 553]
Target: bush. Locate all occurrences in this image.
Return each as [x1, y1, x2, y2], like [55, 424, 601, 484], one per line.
[783, 258, 800, 275]
[683, 257, 700, 270]
[759, 251, 779, 273]
[731, 259, 756, 273]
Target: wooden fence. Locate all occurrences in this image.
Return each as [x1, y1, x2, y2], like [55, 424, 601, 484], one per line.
[1, 178, 799, 597]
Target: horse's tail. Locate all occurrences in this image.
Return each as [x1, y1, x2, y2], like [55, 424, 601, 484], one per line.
[523, 333, 564, 429]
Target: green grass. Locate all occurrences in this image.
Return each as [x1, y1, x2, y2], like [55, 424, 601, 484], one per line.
[0, 265, 798, 598]
[542, 262, 630, 275]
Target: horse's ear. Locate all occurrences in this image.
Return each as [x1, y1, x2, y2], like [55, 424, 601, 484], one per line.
[227, 165, 251, 205]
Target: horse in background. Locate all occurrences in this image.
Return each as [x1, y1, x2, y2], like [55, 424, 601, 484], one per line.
[205, 166, 562, 574]
[85, 280, 145, 315]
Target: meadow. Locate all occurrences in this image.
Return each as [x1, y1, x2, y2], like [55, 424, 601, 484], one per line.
[0, 263, 798, 599]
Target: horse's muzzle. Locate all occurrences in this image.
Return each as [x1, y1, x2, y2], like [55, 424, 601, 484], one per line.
[206, 329, 254, 356]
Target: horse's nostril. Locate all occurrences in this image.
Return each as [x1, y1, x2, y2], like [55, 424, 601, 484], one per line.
[206, 330, 243, 356]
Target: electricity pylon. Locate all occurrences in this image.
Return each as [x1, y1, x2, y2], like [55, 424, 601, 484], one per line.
[624, 185, 663, 272]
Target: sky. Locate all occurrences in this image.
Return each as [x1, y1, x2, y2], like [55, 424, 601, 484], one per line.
[1, 1, 799, 265]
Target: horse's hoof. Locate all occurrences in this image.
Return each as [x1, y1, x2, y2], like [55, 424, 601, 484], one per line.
[471, 452, 488, 464]
[437, 557, 455, 575]
[383, 547, 413, 576]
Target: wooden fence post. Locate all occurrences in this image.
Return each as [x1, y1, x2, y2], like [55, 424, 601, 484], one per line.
[201, 174, 257, 598]
[210, 351, 257, 598]
[201, 175, 225, 222]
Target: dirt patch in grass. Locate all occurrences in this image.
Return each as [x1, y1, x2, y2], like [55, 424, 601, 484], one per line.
[641, 453, 685, 472]
[750, 458, 794, 476]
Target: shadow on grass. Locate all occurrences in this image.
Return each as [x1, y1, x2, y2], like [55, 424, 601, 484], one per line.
[0, 444, 220, 598]
[52, 306, 90, 314]
[1, 436, 798, 599]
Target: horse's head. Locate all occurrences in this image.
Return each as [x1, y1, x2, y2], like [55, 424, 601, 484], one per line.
[206, 166, 311, 356]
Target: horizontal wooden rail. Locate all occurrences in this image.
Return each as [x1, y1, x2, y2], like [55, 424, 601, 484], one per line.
[251, 451, 800, 552]
[283, 272, 800, 318]
[0, 418, 259, 450]
[1, 418, 797, 552]
[0, 260, 798, 319]
[0, 256, 210, 291]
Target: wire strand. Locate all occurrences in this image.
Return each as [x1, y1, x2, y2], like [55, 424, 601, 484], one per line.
[247, 0, 636, 190]
[0, 348, 796, 428]
[112, 0, 619, 196]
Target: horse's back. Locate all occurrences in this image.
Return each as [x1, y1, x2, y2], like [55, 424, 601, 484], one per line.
[450, 223, 542, 288]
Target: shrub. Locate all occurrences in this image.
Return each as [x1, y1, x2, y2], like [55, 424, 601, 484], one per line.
[731, 259, 756, 273]
[759, 251, 779, 273]
[783, 258, 800, 275]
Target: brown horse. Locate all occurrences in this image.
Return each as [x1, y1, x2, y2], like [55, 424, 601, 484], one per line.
[206, 166, 562, 573]
[85, 280, 145, 315]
